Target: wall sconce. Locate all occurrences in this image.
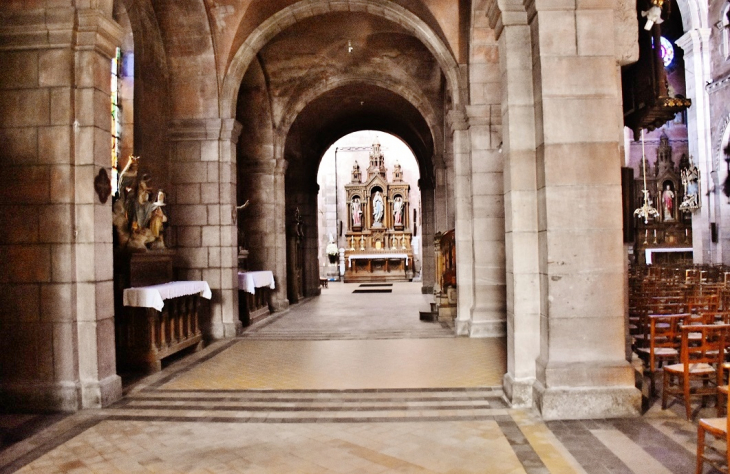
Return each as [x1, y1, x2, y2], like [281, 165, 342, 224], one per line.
[347, 40, 353, 54]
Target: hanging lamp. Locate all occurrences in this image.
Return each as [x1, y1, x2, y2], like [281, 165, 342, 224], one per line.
[634, 129, 660, 224]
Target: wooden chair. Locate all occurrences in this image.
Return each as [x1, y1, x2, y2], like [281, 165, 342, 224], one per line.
[635, 314, 688, 396]
[696, 386, 728, 474]
[662, 324, 730, 420]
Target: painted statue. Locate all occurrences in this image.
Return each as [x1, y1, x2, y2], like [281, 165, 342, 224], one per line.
[351, 197, 362, 227]
[112, 155, 168, 251]
[393, 197, 403, 225]
[372, 191, 384, 224]
[662, 184, 674, 222]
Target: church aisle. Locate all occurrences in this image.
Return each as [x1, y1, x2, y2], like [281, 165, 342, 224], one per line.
[0, 286, 714, 473]
[243, 282, 454, 340]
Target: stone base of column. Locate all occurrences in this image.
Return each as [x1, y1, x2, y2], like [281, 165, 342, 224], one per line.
[0, 381, 82, 411]
[533, 380, 641, 420]
[81, 374, 123, 409]
[503, 373, 534, 408]
[421, 285, 434, 294]
[224, 321, 243, 337]
[455, 319, 470, 335]
[469, 318, 506, 337]
[271, 299, 290, 312]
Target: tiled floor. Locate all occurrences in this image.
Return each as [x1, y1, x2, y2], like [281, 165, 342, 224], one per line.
[0, 282, 725, 473]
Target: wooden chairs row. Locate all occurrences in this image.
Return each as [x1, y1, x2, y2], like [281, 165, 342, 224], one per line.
[696, 386, 729, 474]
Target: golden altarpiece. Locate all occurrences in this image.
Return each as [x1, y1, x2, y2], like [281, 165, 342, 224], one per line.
[343, 141, 414, 282]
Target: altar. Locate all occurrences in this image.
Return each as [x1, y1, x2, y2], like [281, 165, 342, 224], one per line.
[343, 140, 414, 283]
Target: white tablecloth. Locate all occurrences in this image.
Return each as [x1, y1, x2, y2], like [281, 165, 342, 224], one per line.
[347, 253, 409, 268]
[238, 271, 276, 294]
[123, 281, 212, 311]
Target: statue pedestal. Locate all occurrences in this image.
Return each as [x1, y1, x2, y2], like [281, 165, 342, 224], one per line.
[325, 264, 339, 281]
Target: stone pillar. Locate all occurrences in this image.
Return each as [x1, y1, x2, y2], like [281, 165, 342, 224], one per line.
[450, 109, 476, 335]
[527, 0, 640, 419]
[273, 159, 290, 311]
[466, 105, 506, 337]
[0, 6, 123, 410]
[239, 157, 288, 311]
[676, 29, 714, 263]
[169, 118, 242, 339]
[498, 14, 541, 407]
[420, 181, 436, 293]
[433, 154, 451, 233]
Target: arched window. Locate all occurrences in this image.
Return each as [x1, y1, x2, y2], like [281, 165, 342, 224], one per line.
[111, 47, 122, 195]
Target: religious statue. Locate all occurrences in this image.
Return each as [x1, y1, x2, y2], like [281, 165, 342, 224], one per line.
[679, 163, 700, 212]
[112, 155, 168, 251]
[662, 183, 674, 221]
[393, 196, 403, 225]
[372, 191, 384, 224]
[351, 198, 362, 227]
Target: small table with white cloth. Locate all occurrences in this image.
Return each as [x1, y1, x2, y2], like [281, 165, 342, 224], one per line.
[120, 281, 212, 372]
[238, 271, 275, 326]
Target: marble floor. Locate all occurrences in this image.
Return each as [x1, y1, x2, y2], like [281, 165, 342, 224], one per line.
[0, 282, 724, 473]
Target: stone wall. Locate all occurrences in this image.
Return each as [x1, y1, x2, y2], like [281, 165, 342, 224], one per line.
[0, 4, 123, 410]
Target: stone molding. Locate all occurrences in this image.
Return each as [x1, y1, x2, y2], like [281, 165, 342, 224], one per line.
[169, 118, 243, 143]
[486, 0, 529, 39]
[245, 159, 278, 175]
[0, 7, 122, 59]
[75, 9, 123, 58]
[447, 108, 469, 132]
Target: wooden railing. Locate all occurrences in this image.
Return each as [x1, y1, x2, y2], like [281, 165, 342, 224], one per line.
[116, 294, 203, 372]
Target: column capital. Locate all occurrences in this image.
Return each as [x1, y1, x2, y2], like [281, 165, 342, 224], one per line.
[676, 28, 711, 54]
[274, 158, 288, 175]
[169, 118, 242, 143]
[487, 0, 529, 39]
[447, 108, 469, 132]
[75, 9, 123, 58]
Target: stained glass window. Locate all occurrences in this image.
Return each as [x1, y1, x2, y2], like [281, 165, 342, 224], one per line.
[111, 47, 122, 196]
[659, 36, 674, 68]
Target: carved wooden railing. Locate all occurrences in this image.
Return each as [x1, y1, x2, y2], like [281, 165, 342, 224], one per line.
[240, 287, 272, 326]
[117, 293, 204, 372]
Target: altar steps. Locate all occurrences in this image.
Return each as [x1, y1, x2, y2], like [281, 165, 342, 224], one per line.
[108, 387, 507, 423]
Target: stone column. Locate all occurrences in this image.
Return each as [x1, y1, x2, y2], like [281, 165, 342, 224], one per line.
[449, 108, 476, 335]
[239, 157, 288, 311]
[497, 14, 541, 407]
[466, 105, 506, 337]
[527, 0, 640, 419]
[420, 181, 436, 293]
[0, 6, 123, 410]
[676, 29, 714, 263]
[169, 118, 242, 339]
[273, 159, 290, 311]
[433, 154, 451, 233]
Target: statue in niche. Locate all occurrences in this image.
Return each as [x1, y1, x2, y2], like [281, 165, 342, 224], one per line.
[351, 198, 362, 227]
[372, 191, 384, 224]
[112, 155, 168, 251]
[662, 183, 675, 222]
[393, 196, 403, 226]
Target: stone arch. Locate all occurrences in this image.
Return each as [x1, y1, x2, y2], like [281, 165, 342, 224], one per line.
[220, 0, 464, 120]
[676, 0, 707, 31]
[276, 75, 442, 174]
